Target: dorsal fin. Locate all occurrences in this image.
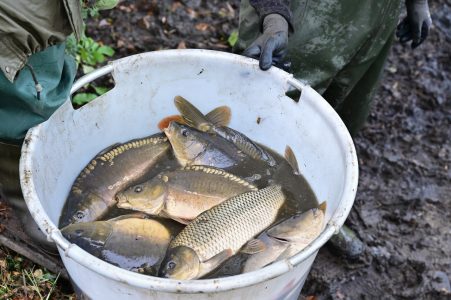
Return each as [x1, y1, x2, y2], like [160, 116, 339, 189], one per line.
[284, 146, 300, 175]
[182, 165, 258, 191]
[205, 106, 231, 126]
[98, 135, 167, 162]
[174, 96, 212, 131]
[318, 201, 327, 213]
[97, 143, 121, 156]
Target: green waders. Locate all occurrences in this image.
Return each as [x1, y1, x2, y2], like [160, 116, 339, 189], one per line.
[0, 43, 76, 249]
[237, 0, 402, 258]
[237, 0, 402, 137]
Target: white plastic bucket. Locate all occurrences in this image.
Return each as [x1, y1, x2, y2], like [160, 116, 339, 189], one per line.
[20, 50, 358, 299]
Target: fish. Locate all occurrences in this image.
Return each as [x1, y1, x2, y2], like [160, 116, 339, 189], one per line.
[268, 145, 319, 217]
[163, 121, 274, 188]
[174, 96, 276, 166]
[59, 133, 170, 227]
[159, 185, 286, 280]
[116, 165, 258, 224]
[61, 214, 183, 276]
[163, 121, 248, 169]
[242, 202, 326, 273]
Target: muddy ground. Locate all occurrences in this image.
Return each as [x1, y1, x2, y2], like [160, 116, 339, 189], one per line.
[86, 1, 450, 298]
[2, 1, 449, 299]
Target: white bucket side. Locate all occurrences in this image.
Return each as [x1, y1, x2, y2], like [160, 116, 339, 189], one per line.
[20, 49, 358, 298]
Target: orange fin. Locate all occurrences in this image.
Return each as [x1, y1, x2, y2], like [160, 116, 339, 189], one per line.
[205, 106, 231, 126]
[158, 115, 185, 131]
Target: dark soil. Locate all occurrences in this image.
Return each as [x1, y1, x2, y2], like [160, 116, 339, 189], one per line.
[84, 0, 449, 298]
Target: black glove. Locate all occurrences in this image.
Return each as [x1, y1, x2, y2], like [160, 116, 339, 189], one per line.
[396, 0, 432, 49]
[242, 14, 289, 71]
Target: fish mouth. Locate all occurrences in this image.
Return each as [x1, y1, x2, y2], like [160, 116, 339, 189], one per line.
[115, 194, 130, 208]
[163, 121, 177, 137]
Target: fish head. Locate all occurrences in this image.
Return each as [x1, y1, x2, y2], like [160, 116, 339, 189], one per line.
[159, 246, 200, 280]
[163, 122, 208, 166]
[115, 179, 166, 215]
[61, 221, 113, 256]
[61, 193, 109, 227]
[267, 207, 325, 243]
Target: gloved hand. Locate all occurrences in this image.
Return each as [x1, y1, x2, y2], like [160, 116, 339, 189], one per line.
[396, 0, 432, 49]
[242, 14, 289, 70]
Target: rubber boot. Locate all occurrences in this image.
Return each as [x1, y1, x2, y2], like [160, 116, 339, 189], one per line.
[328, 225, 364, 259]
[0, 141, 56, 252]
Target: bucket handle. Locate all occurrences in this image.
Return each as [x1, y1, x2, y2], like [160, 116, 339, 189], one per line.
[70, 64, 114, 96]
[70, 62, 305, 101]
[286, 77, 304, 93]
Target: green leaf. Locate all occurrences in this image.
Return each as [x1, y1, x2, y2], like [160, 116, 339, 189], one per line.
[227, 30, 239, 47]
[93, 86, 109, 95]
[82, 65, 95, 74]
[89, 7, 100, 17]
[72, 93, 98, 105]
[98, 46, 115, 56]
[95, 0, 119, 10]
[90, 42, 100, 52]
[93, 51, 105, 63]
[80, 48, 89, 63]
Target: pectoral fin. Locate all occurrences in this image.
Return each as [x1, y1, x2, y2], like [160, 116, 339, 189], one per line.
[159, 210, 191, 225]
[199, 249, 233, 277]
[168, 215, 191, 225]
[108, 213, 149, 222]
[241, 239, 267, 254]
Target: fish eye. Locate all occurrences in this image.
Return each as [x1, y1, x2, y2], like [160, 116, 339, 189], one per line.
[167, 261, 176, 270]
[181, 129, 189, 137]
[76, 211, 84, 219]
[134, 186, 143, 193]
[75, 229, 84, 236]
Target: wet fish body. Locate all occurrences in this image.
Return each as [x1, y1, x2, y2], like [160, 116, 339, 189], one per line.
[61, 214, 183, 275]
[242, 205, 325, 273]
[116, 165, 257, 223]
[160, 185, 286, 280]
[59, 133, 170, 227]
[164, 122, 275, 188]
[174, 96, 276, 166]
[163, 122, 248, 169]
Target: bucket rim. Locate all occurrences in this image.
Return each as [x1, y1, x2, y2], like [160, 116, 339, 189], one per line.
[20, 49, 358, 293]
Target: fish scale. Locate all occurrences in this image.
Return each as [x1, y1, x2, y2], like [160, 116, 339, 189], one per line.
[170, 185, 285, 261]
[60, 133, 170, 227]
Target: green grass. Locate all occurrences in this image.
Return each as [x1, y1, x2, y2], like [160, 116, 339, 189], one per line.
[0, 246, 75, 300]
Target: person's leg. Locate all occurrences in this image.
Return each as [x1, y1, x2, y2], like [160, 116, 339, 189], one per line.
[0, 43, 76, 249]
[320, 4, 401, 257]
[0, 142, 56, 250]
[326, 33, 396, 136]
[237, 0, 402, 258]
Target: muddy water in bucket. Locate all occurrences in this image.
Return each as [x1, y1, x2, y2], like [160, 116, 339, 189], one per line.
[59, 133, 319, 278]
